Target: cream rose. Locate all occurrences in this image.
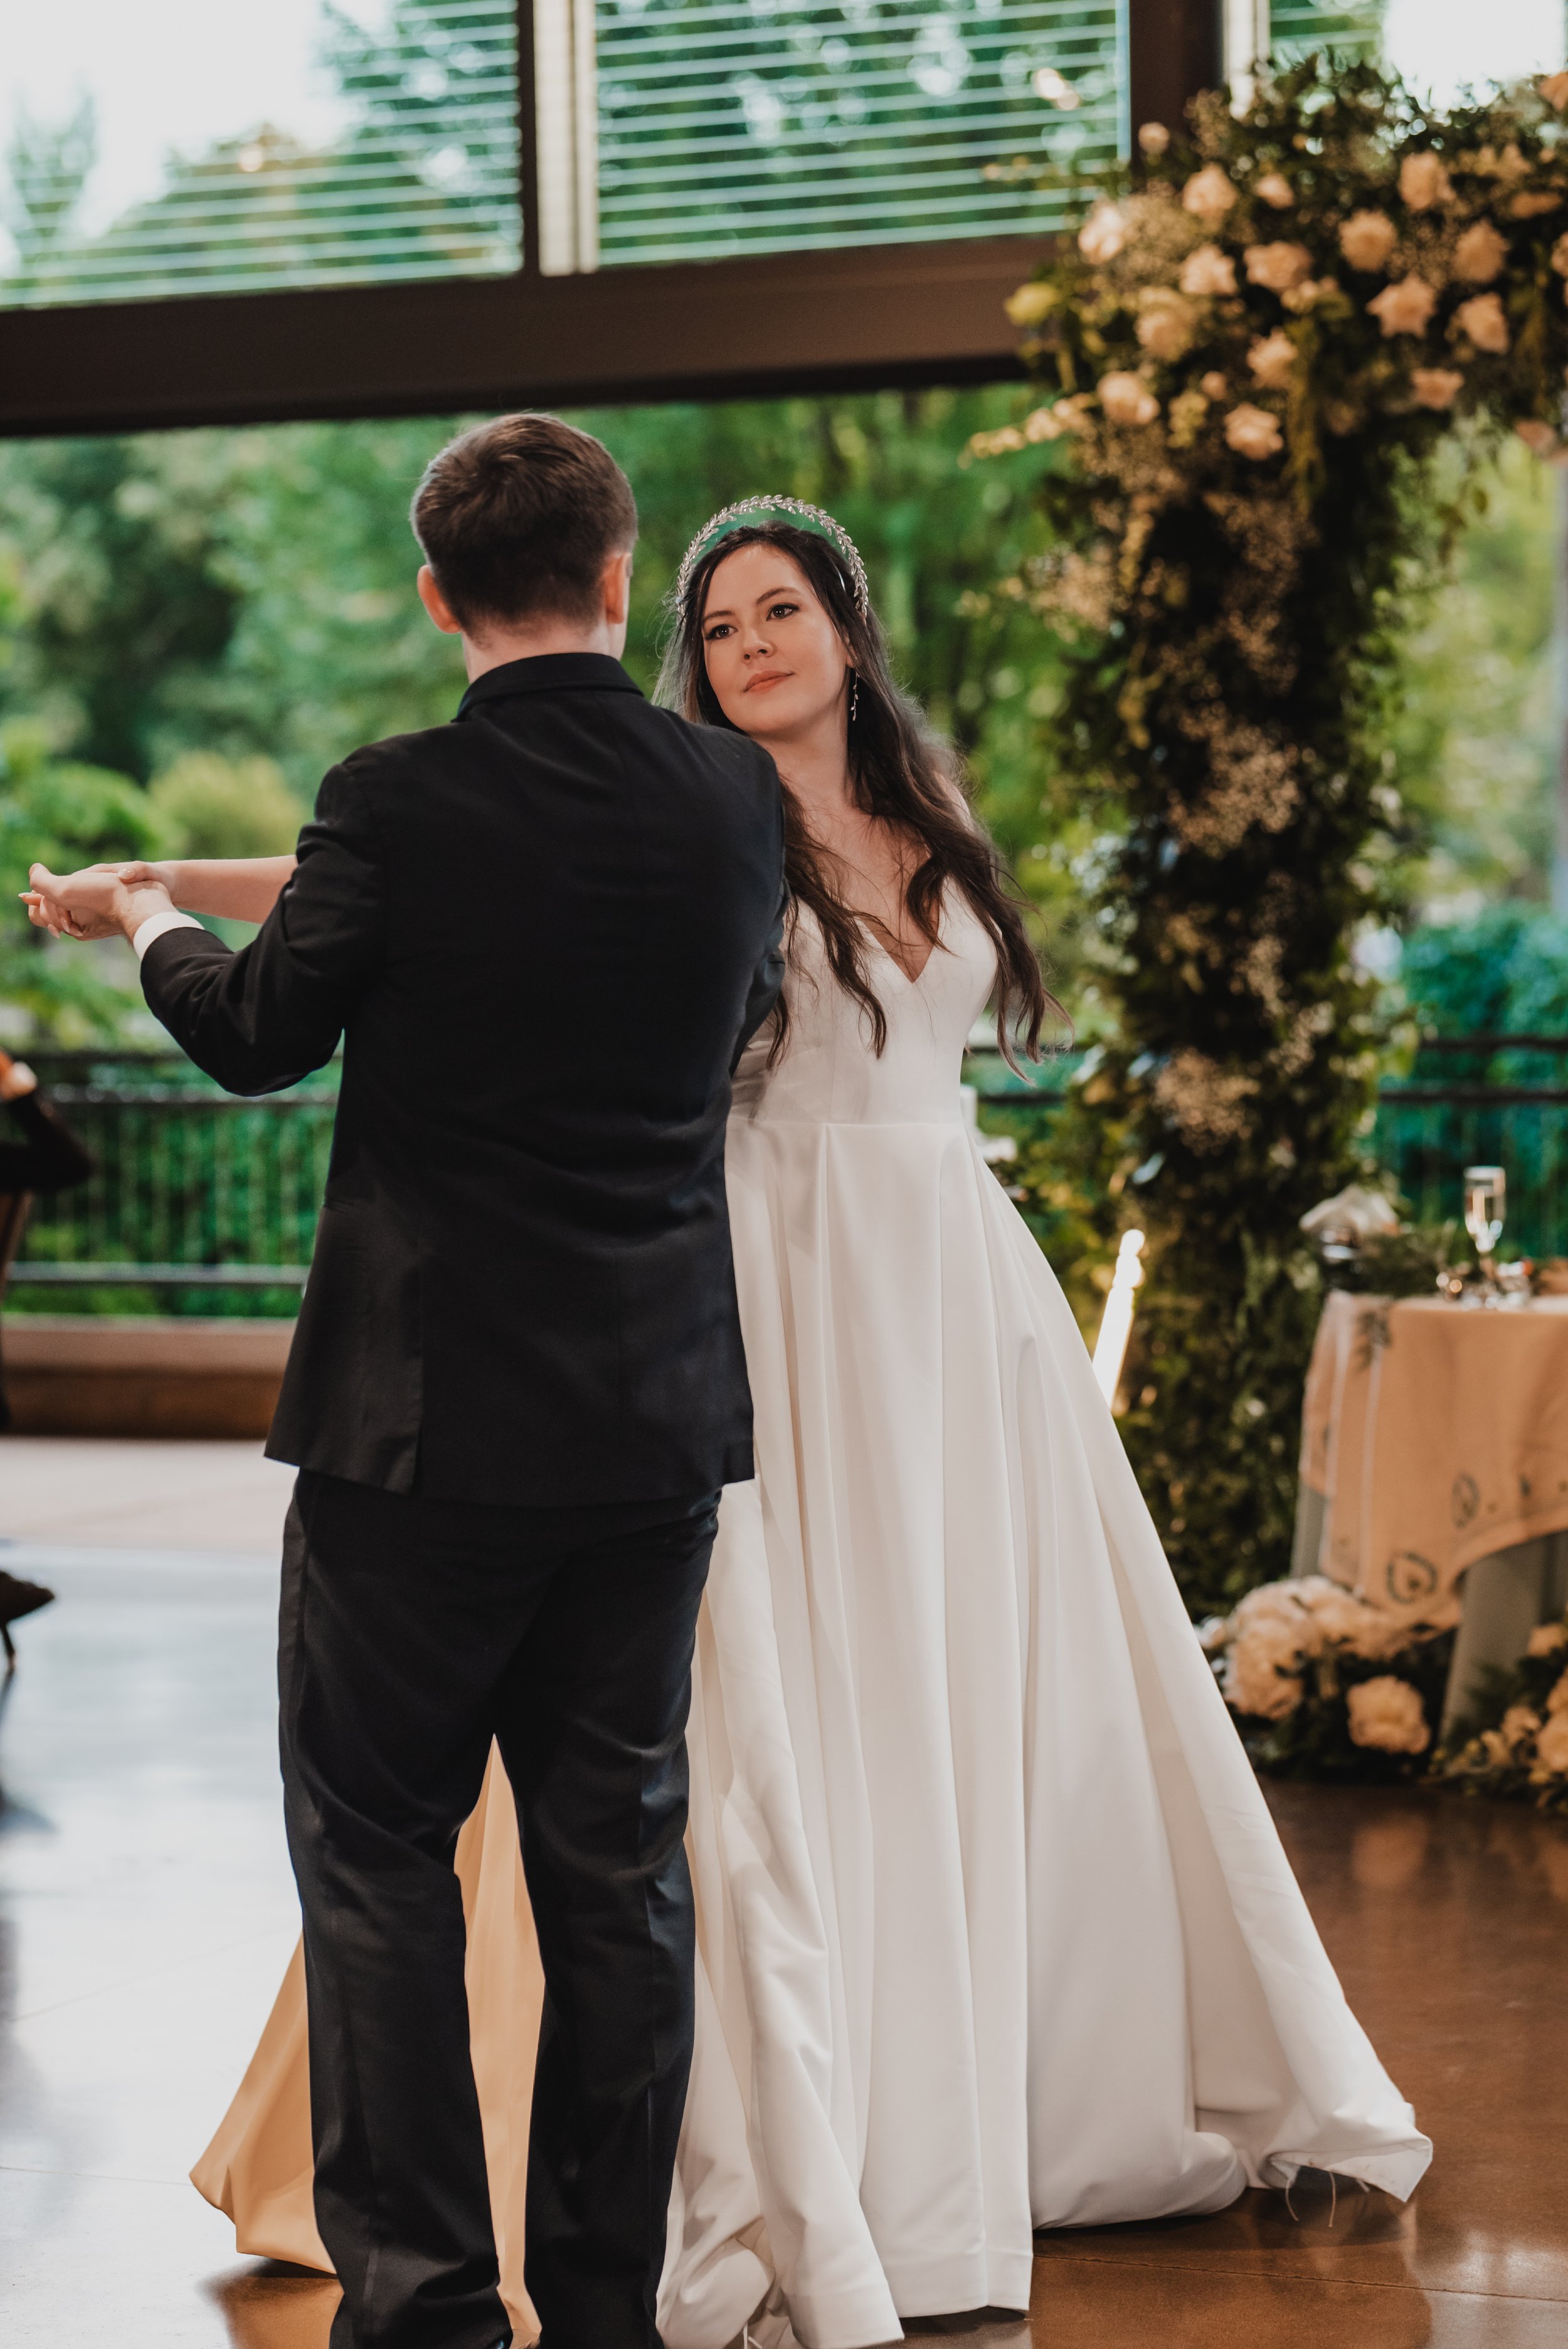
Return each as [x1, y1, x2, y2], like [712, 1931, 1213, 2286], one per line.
[1547, 1665, 1568, 1714]
[1254, 171, 1294, 210]
[1184, 164, 1239, 223]
[1527, 1621, 1568, 1657]
[1180, 242, 1237, 296]
[1004, 281, 1056, 327]
[1224, 403, 1283, 460]
[1517, 420, 1559, 457]
[1225, 1625, 1305, 1720]
[1346, 1676, 1431, 1754]
[1078, 203, 1128, 265]
[1534, 1712, 1568, 1773]
[1136, 287, 1199, 360]
[1244, 240, 1313, 291]
[1512, 190, 1560, 219]
[1200, 369, 1229, 399]
[1399, 152, 1453, 211]
[1454, 220, 1507, 283]
[1138, 120, 1170, 155]
[1412, 366, 1465, 409]
[1454, 291, 1510, 351]
[1368, 274, 1438, 336]
[1500, 1703, 1542, 1751]
[1543, 70, 1568, 110]
[1339, 209, 1397, 271]
[1098, 370, 1160, 426]
[1248, 331, 1296, 388]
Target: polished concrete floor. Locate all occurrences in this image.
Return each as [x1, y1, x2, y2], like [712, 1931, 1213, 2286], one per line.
[3, 1441, 1566, 2348]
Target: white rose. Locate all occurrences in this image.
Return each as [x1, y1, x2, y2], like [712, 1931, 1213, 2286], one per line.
[1454, 220, 1507, 283]
[1136, 287, 1199, 360]
[1412, 366, 1465, 408]
[1536, 1712, 1568, 1773]
[1184, 164, 1239, 223]
[1454, 291, 1509, 351]
[1295, 1577, 1372, 1648]
[1180, 242, 1237, 296]
[1005, 281, 1056, 326]
[1399, 152, 1453, 211]
[1235, 1579, 1311, 1633]
[1200, 369, 1229, 400]
[1079, 203, 1128, 265]
[1367, 274, 1438, 337]
[1248, 331, 1296, 388]
[1224, 402, 1283, 460]
[1098, 370, 1160, 426]
[1244, 241, 1313, 291]
[1512, 191, 1561, 219]
[1501, 1703, 1542, 1751]
[1254, 171, 1294, 210]
[1339, 210, 1398, 271]
[1540, 71, 1568, 110]
[1225, 1626, 1305, 1719]
[1138, 121, 1170, 156]
[1526, 1621, 1568, 1657]
[1346, 1675, 1431, 1754]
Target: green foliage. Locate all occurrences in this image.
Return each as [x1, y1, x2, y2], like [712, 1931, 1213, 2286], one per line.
[147, 753, 306, 862]
[991, 56, 1568, 1614]
[1439, 1615, 1568, 1813]
[0, 724, 161, 1034]
[1402, 904, 1568, 1036]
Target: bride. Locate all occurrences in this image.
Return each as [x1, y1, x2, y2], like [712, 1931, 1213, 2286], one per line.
[132, 499, 1429, 2344]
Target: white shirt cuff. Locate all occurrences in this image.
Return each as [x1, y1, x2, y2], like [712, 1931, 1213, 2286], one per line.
[132, 909, 205, 961]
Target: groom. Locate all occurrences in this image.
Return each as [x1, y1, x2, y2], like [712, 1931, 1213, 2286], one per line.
[31, 416, 785, 2349]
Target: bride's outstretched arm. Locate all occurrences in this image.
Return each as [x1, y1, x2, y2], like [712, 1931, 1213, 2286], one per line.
[130, 855, 298, 924]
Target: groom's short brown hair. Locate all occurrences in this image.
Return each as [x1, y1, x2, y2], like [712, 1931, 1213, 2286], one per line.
[411, 413, 637, 633]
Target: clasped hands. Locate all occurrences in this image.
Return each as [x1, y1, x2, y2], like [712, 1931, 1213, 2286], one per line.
[21, 861, 177, 945]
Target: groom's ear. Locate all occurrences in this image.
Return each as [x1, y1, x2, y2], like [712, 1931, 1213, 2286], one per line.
[416, 565, 464, 637]
[603, 548, 633, 629]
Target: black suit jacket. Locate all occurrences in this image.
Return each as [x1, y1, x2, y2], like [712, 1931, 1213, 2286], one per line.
[140, 654, 786, 1506]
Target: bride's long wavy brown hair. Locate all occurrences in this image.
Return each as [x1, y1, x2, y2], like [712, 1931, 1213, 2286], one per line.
[656, 520, 1061, 1069]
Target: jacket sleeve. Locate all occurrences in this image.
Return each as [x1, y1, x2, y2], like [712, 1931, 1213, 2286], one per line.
[0, 1092, 94, 1194]
[139, 759, 386, 1097]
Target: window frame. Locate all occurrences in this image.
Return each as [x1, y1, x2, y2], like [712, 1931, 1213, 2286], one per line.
[0, 0, 1222, 437]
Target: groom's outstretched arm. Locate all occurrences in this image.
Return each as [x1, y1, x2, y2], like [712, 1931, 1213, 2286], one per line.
[133, 761, 384, 1097]
[731, 880, 788, 1072]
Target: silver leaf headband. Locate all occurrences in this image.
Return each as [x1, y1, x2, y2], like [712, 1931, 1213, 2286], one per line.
[674, 496, 870, 619]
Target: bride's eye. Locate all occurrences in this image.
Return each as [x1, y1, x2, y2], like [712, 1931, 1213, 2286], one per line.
[704, 622, 733, 641]
[767, 602, 798, 620]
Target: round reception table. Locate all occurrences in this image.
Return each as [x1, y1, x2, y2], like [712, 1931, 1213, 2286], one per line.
[1293, 1290, 1568, 1729]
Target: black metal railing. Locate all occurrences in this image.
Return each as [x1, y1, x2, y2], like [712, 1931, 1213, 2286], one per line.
[6, 1050, 338, 1317]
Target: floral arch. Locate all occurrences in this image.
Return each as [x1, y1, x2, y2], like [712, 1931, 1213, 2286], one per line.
[973, 57, 1568, 1615]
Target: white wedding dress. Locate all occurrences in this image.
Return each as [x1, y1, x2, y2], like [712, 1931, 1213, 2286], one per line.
[193, 893, 1431, 2347]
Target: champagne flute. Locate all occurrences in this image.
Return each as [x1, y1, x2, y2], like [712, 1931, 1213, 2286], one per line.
[1463, 1164, 1506, 1293]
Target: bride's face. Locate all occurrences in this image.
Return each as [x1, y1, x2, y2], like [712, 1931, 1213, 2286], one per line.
[700, 543, 852, 746]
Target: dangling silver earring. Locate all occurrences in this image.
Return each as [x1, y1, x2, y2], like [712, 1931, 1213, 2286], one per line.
[849, 671, 859, 726]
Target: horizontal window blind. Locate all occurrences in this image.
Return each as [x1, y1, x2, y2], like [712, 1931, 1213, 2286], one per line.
[0, 0, 519, 310]
[593, 1, 1127, 268]
[1267, 1, 1385, 67]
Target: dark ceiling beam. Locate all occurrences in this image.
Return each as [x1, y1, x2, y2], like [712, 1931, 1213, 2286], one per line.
[0, 235, 1045, 438]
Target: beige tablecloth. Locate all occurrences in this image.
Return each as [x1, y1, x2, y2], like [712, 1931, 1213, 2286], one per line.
[1298, 1291, 1568, 1620]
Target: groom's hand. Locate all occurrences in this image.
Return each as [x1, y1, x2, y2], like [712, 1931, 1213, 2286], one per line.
[24, 861, 175, 944]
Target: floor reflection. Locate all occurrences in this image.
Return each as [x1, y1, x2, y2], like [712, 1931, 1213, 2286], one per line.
[207, 2261, 340, 2349]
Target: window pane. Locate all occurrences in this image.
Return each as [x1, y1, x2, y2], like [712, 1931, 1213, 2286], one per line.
[1270, 0, 1565, 91]
[594, 1, 1127, 268]
[0, 0, 519, 309]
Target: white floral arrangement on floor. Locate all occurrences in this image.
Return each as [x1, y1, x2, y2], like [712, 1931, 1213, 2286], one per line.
[1200, 1575, 1459, 1781]
[1438, 1615, 1568, 1813]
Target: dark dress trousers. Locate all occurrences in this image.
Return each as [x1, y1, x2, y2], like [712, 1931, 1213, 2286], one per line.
[139, 654, 786, 2349]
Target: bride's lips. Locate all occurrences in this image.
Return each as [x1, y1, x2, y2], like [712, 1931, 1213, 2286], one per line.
[744, 669, 793, 693]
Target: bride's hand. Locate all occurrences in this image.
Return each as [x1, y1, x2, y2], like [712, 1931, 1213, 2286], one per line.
[23, 861, 174, 943]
